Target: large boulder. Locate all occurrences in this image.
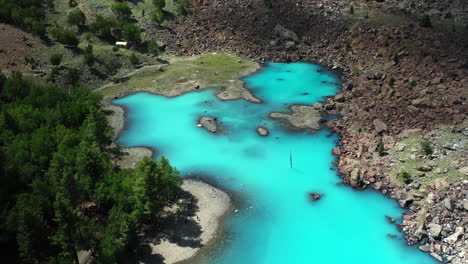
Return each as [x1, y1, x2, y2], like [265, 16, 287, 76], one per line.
[198, 116, 219, 133]
[256, 126, 269, 136]
[274, 24, 299, 42]
[427, 223, 442, 239]
[373, 119, 387, 133]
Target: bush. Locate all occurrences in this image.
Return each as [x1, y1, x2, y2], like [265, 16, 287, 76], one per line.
[121, 23, 142, 44]
[112, 46, 119, 52]
[420, 140, 432, 155]
[400, 171, 412, 184]
[69, 0, 77, 7]
[104, 58, 122, 75]
[349, 5, 354, 15]
[376, 142, 385, 157]
[147, 39, 159, 55]
[65, 68, 79, 85]
[90, 16, 116, 38]
[83, 44, 94, 67]
[388, 77, 395, 88]
[111, 1, 132, 20]
[175, 0, 190, 15]
[152, 8, 165, 24]
[67, 9, 86, 26]
[420, 15, 432, 28]
[49, 54, 63, 66]
[48, 25, 79, 46]
[410, 80, 417, 87]
[129, 53, 139, 65]
[393, 53, 399, 64]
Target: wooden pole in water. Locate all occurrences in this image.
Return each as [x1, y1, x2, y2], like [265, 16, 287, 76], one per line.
[290, 151, 293, 169]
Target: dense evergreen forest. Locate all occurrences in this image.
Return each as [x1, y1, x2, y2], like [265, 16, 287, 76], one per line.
[0, 73, 182, 263]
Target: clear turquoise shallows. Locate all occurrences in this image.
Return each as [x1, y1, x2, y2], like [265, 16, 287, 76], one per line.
[114, 62, 436, 264]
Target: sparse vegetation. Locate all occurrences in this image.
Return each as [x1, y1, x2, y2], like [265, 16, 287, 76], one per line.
[400, 171, 412, 184]
[420, 15, 432, 28]
[388, 77, 395, 88]
[421, 140, 433, 155]
[48, 25, 79, 46]
[83, 44, 95, 67]
[377, 142, 385, 156]
[130, 53, 139, 65]
[49, 53, 63, 66]
[66, 8, 86, 27]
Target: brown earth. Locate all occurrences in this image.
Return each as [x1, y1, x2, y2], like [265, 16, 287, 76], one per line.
[0, 23, 44, 74]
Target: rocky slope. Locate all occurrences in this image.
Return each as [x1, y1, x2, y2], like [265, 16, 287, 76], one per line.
[150, 0, 467, 263]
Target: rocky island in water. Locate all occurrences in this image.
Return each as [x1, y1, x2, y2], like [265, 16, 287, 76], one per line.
[0, 0, 466, 264]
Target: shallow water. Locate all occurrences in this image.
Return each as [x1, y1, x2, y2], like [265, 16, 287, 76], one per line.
[114, 62, 436, 264]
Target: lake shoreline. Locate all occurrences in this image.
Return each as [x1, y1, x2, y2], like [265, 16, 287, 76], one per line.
[105, 94, 234, 264]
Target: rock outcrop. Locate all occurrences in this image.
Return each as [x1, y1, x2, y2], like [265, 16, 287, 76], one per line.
[270, 105, 323, 131]
[198, 117, 220, 133]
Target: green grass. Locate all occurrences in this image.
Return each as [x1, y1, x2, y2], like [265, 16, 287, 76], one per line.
[97, 51, 258, 99]
[389, 132, 467, 186]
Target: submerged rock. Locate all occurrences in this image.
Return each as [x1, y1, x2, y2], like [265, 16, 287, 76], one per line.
[256, 126, 269, 136]
[198, 117, 219, 133]
[308, 192, 322, 201]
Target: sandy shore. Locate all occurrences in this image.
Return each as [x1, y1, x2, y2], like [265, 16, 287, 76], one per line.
[148, 180, 231, 264]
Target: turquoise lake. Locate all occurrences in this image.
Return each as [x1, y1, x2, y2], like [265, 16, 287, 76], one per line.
[114, 62, 436, 264]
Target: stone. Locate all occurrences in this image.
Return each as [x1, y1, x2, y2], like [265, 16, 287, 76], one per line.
[285, 41, 296, 49]
[417, 165, 432, 172]
[430, 77, 443, 85]
[458, 166, 468, 176]
[427, 223, 442, 239]
[399, 197, 414, 208]
[350, 168, 362, 188]
[334, 93, 345, 102]
[443, 197, 453, 211]
[430, 253, 443, 262]
[444, 227, 464, 244]
[419, 244, 430, 252]
[332, 147, 341, 156]
[382, 135, 395, 149]
[312, 103, 323, 110]
[198, 116, 219, 133]
[434, 178, 449, 191]
[463, 199, 468, 211]
[256, 126, 269, 136]
[373, 119, 387, 133]
[274, 24, 299, 42]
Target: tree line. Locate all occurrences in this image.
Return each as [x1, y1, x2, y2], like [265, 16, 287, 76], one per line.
[0, 73, 182, 263]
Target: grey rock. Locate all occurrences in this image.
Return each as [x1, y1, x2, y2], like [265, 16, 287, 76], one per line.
[428, 223, 442, 239]
[430, 252, 443, 262]
[463, 199, 468, 211]
[443, 197, 453, 211]
[198, 117, 219, 133]
[256, 126, 269, 136]
[274, 25, 299, 42]
[373, 119, 387, 133]
[444, 227, 464, 244]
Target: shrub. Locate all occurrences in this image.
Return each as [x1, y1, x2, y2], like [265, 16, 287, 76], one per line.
[69, 0, 77, 8]
[65, 68, 79, 85]
[48, 25, 79, 46]
[393, 53, 399, 64]
[175, 0, 190, 15]
[377, 142, 385, 157]
[410, 80, 417, 87]
[67, 9, 86, 26]
[83, 44, 94, 67]
[129, 53, 139, 65]
[112, 46, 119, 52]
[400, 171, 412, 184]
[121, 23, 142, 44]
[152, 8, 165, 24]
[111, 2, 132, 20]
[384, 39, 389, 47]
[90, 16, 116, 38]
[420, 15, 432, 28]
[147, 39, 159, 55]
[104, 58, 122, 75]
[388, 77, 395, 88]
[349, 5, 354, 15]
[49, 54, 63, 66]
[152, 0, 166, 9]
[420, 140, 432, 155]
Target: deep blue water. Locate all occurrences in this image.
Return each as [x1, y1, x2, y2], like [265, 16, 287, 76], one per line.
[114, 62, 435, 264]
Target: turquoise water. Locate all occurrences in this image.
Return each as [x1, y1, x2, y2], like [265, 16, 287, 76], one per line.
[114, 63, 435, 264]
